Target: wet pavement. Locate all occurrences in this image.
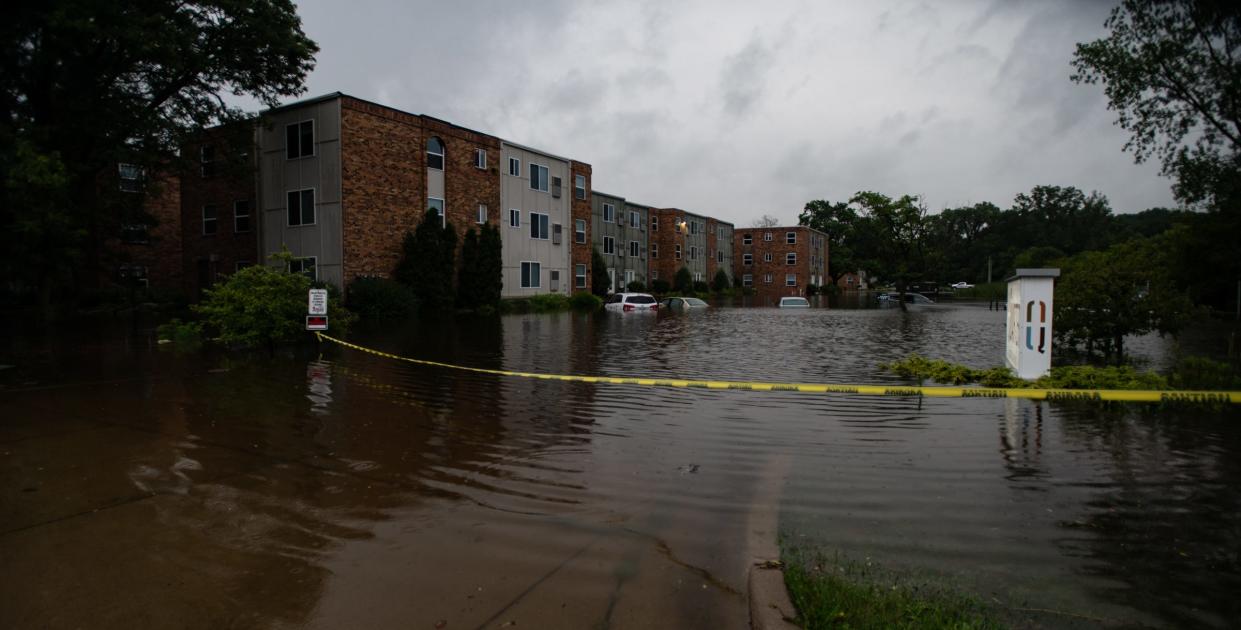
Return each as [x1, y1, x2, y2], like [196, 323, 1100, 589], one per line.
[1, 302, 1239, 628]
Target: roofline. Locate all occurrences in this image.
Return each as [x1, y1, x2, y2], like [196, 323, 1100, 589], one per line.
[501, 139, 571, 163]
[737, 225, 824, 233]
[592, 189, 626, 201]
[263, 92, 502, 143]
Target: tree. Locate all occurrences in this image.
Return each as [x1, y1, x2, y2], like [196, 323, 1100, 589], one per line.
[799, 200, 857, 284]
[674, 266, 693, 293]
[751, 214, 781, 228]
[456, 228, 481, 310]
[0, 0, 318, 307]
[711, 268, 730, 292]
[478, 223, 503, 307]
[849, 192, 931, 311]
[590, 247, 609, 296]
[1072, 0, 1241, 208]
[1055, 231, 1195, 362]
[395, 209, 456, 311]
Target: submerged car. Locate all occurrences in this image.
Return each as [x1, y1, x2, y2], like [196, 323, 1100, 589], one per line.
[659, 297, 709, 311]
[604, 292, 659, 313]
[951, 281, 975, 289]
[779, 296, 811, 308]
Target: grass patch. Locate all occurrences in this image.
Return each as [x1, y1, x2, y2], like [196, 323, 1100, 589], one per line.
[880, 354, 1178, 390]
[782, 546, 1003, 629]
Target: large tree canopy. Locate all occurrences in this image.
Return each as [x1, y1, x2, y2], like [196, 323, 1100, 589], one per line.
[1072, 0, 1241, 207]
[1, 0, 318, 304]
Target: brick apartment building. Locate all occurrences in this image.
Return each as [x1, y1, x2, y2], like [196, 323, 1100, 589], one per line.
[733, 226, 828, 304]
[102, 167, 184, 292]
[592, 191, 649, 292]
[180, 125, 259, 298]
[175, 92, 591, 298]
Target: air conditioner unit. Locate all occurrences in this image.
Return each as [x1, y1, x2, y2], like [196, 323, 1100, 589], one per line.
[552, 223, 562, 245]
[552, 177, 562, 198]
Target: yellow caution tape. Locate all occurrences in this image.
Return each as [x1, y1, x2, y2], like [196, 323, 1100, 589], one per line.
[315, 332, 1241, 404]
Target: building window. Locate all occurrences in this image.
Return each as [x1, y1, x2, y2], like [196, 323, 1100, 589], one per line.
[629, 241, 639, 257]
[690, 246, 698, 260]
[743, 274, 753, 286]
[575, 264, 586, 288]
[287, 189, 315, 226]
[603, 203, 615, 223]
[719, 227, 727, 239]
[743, 233, 753, 245]
[629, 211, 640, 228]
[427, 137, 445, 170]
[764, 232, 772, 241]
[786, 252, 797, 265]
[603, 236, 615, 255]
[675, 244, 682, 260]
[286, 120, 314, 159]
[717, 250, 724, 263]
[575, 219, 586, 243]
[743, 253, 753, 266]
[690, 221, 699, 235]
[529, 212, 549, 239]
[428, 197, 445, 227]
[508, 157, 521, 176]
[651, 242, 658, 258]
[118, 163, 144, 192]
[200, 145, 216, 177]
[764, 273, 772, 284]
[521, 261, 541, 288]
[201, 205, 217, 235]
[786, 273, 797, 286]
[693, 272, 703, 282]
[651, 270, 659, 280]
[651, 216, 658, 231]
[290, 256, 317, 280]
[764, 252, 772, 262]
[120, 223, 149, 244]
[787, 231, 797, 244]
[509, 208, 520, 228]
[529, 163, 549, 192]
[234, 200, 252, 233]
[235, 261, 251, 272]
[574, 174, 586, 199]
[477, 204, 488, 224]
[474, 148, 487, 169]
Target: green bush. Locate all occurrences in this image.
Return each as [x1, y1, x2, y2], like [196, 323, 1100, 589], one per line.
[528, 293, 570, 312]
[156, 318, 203, 345]
[650, 279, 671, 294]
[194, 258, 353, 349]
[711, 268, 730, 292]
[805, 283, 820, 296]
[626, 281, 646, 292]
[692, 280, 709, 293]
[880, 353, 1172, 390]
[1170, 356, 1241, 390]
[570, 292, 603, 311]
[347, 276, 417, 320]
[674, 267, 692, 292]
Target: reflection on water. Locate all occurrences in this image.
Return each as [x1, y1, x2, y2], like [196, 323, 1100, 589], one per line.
[1, 305, 1238, 628]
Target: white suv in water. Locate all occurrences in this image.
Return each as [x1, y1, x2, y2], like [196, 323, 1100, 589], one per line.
[604, 292, 659, 313]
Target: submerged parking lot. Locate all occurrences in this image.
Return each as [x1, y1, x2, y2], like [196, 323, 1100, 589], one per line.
[2, 302, 1239, 628]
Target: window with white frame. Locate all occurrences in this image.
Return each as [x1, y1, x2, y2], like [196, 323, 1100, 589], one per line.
[200, 145, 216, 177]
[675, 244, 682, 260]
[233, 200, 251, 233]
[508, 157, 520, 176]
[427, 137, 444, 170]
[651, 216, 658, 231]
[693, 272, 703, 282]
[651, 270, 659, 280]
[719, 226, 727, 239]
[474, 148, 487, 169]
[202, 205, 218, 235]
[529, 212, 549, 239]
[290, 256, 317, 280]
[574, 174, 586, 199]
[117, 163, 144, 192]
[764, 232, 772, 241]
[629, 241, 639, 257]
[764, 273, 772, 284]
[603, 203, 615, 223]
[428, 197, 446, 227]
[287, 189, 315, 226]
[786, 273, 797, 286]
[743, 253, 753, 265]
[743, 233, 753, 245]
[743, 274, 753, 286]
[690, 246, 698, 260]
[521, 261, 541, 288]
[477, 204, 488, 224]
[603, 236, 615, 255]
[787, 231, 797, 244]
[286, 120, 314, 159]
[763, 252, 772, 262]
[529, 163, 549, 192]
[575, 219, 586, 243]
[651, 242, 658, 258]
[509, 208, 520, 228]
[575, 264, 586, 288]
[717, 250, 723, 263]
[786, 252, 797, 265]
[625, 269, 635, 285]
[629, 211, 639, 228]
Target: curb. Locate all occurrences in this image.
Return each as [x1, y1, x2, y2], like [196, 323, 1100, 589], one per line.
[748, 561, 798, 629]
[745, 453, 799, 629]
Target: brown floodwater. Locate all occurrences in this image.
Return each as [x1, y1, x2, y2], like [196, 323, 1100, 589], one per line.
[1, 302, 1238, 629]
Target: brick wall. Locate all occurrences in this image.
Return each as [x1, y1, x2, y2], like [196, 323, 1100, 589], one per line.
[570, 161, 593, 292]
[733, 226, 828, 305]
[103, 172, 184, 291]
[180, 129, 258, 299]
[421, 116, 502, 246]
[648, 208, 683, 284]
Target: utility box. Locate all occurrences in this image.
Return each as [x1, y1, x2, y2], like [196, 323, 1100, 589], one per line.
[1005, 268, 1059, 380]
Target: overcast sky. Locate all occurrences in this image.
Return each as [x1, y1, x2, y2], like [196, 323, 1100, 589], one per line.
[272, 0, 1174, 225]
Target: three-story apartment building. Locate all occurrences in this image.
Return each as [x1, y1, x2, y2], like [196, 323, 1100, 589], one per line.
[649, 208, 713, 287]
[591, 191, 649, 292]
[499, 141, 575, 297]
[733, 226, 828, 304]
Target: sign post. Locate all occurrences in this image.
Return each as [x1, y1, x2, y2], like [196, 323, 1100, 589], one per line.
[307, 289, 328, 331]
[1005, 268, 1058, 380]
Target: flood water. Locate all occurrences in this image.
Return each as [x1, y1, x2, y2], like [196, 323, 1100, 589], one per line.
[2, 302, 1239, 629]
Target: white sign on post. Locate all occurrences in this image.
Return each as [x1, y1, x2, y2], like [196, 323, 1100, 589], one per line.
[1005, 268, 1059, 380]
[308, 289, 328, 316]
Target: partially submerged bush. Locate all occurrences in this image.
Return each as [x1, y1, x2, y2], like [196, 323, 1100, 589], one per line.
[194, 261, 353, 349]
[528, 293, 570, 312]
[650, 279, 671, 294]
[627, 281, 646, 292]
[1169, 356, 1241, 390]
[347, 276, 417, 320]
[570, 292, 603, 311]
[881, 353, 1184, 390]
[156, 318, 203, 345]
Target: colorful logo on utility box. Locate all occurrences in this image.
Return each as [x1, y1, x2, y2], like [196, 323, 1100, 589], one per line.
[1025, 300, 1047, 354]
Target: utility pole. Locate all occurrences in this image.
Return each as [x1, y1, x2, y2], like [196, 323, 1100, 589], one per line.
[987, 257, 993, 285]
